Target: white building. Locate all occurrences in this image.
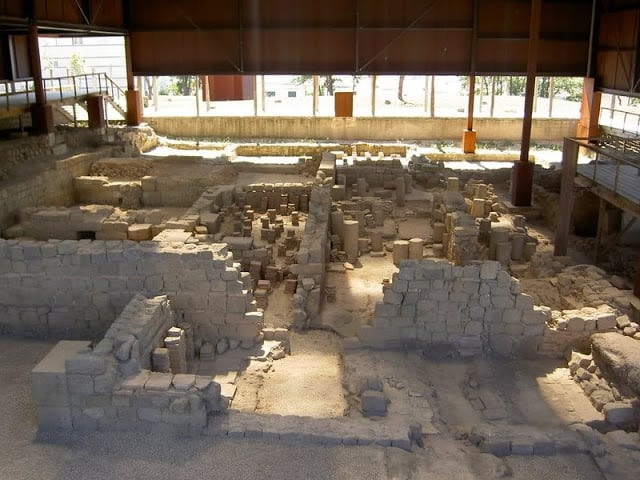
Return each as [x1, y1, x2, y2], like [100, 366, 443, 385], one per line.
[38, 36, 127, 89]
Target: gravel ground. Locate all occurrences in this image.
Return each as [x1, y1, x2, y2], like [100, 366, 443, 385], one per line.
[1, 336, 608, 480]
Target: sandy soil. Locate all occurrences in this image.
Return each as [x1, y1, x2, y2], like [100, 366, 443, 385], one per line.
[233, 330, 347, 418]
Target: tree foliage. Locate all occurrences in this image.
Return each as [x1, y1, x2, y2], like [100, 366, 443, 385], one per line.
[294, 75, 341, 95]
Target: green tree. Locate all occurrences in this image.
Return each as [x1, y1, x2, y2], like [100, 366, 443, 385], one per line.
[69, 53, 85, 76]
[167, 76, 194, 96]
[294, 75, 341, 95]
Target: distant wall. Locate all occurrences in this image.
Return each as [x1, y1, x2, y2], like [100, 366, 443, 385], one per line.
[144, 116, 578, 142]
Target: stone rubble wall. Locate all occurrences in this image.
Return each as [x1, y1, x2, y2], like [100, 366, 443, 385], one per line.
[359, 259, 623, 358]
[240, 182, 313, 213]
[74, 176, 142, 209]
[0, 149, 110, 234]
[336, 162, 404, 189]
[0, 133, 62, 168]
[142, 176, 220, 207]
[32, 294, 223, 433]
[291, 184, 331, 328]
[0, 238, 261, 345]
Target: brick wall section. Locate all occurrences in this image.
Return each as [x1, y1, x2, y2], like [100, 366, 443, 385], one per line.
[359, 259, 620, 358]
[0, 238, 261, 344]
[32, 294, 222, 433]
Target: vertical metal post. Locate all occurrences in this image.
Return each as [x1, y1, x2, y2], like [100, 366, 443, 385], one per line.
[430, 76, 435, 118]
[152, 76, 158, 112]
[371, 75, 376, 117]
[253, 75, 258, 116]
[548, 76, 555, 118]
[313, 75, 319, 116]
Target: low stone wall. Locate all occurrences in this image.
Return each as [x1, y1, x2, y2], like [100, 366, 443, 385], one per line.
[142, 176, 221, 208]
[239, 183, 312, 215]
[144, 116, 578, 142]
[0, 149, 110, 234]
[359, 259, 548, 357]
[358, 259, 623, 358]
[291, 184, 332, 328]
[32, 294, 223, 433]
[74, 176, 142, 208]
[0, 238, 260, 345]
[0, 133, 62, 169]
[336, 161, 404, 189]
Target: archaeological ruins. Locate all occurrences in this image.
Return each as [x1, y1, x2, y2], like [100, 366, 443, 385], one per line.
[1, 1, 640, 479]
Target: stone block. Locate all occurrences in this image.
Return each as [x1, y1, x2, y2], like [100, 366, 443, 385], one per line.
[479, 437, 511, 457]
[375, 302, 400, 317]
[383, 290, 404, 305]
[65, 353, 106, 376]
[32, 341, 90, 407]
[172, 374, 196, 391]
[603, 402, 635, 425]
[480, 261, 500, 280]
[145, 373, 173, 392]
[596, 313, 616, 330]
[36, 406, 72, 430]
[128, 224, 152, 241]
[361, 389, 387, 416]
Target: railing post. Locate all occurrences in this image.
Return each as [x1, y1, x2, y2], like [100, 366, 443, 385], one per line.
[85, 75, 89, 96]
[58, 78, 63, 102]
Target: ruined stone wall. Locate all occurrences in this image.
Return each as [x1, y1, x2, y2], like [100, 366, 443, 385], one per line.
[0, 239, 260, 345]
[359, 259, 622, 358]
[337, 162, 404, 189]
[359, 259, 549, 357]
[0, 133, 62, 168]
[292, 184, 331, 328]
[32, 294, 222, 433]
[0, 150, 108, 234]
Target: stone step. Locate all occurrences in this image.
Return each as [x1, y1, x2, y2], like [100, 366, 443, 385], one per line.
[204, 411, 414, 450]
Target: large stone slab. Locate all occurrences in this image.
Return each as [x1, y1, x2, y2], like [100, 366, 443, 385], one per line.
[592, 332, 640, 397]
[32, 340, 91, 407]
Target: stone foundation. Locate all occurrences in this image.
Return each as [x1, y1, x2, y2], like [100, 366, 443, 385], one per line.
[359, 259, 625, 359]
[32, 294, 223, 433]
[0, 238, 260, 345]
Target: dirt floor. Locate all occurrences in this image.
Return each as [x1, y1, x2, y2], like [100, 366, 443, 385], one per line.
[3, 141, 639, 479]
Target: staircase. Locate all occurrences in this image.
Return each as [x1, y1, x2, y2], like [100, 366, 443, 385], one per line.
[1, 73, 128, 129]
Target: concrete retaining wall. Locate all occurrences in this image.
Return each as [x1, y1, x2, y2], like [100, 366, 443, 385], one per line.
[145, 116, 578, 142]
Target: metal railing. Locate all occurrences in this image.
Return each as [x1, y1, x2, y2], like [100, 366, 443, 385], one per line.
[574, 136, 640, 201]
[599, 106, 640, 136]
[0, 72, 126, 113]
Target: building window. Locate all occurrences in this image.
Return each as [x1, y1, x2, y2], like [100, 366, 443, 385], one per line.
[72, 37, 83, 45]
